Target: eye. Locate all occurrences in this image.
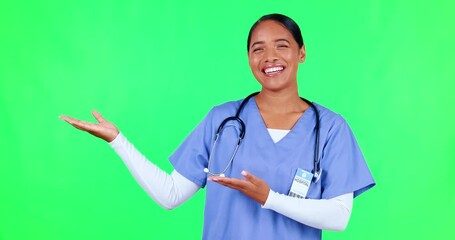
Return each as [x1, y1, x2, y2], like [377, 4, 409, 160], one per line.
[252, 48, 264, 53]
[277, 44, 289, 49]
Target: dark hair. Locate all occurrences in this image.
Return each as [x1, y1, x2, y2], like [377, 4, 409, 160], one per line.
[247, 14, 304, 51]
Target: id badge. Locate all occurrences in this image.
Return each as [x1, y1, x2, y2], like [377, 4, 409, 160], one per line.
[288, 168, 313, 199]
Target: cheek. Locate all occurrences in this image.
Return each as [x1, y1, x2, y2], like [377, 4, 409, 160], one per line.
[248, 57, 260, 71]
[283, 53, 301, 68]
[248, 58, 253, 68]
[281, 51, 296, 60]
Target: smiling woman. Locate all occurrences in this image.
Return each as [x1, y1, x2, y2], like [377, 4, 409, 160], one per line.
[248, 19, 306, 97]
[60, 13, 375, 240]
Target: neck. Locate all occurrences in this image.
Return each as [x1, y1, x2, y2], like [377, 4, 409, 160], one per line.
[255, 88, 308, 113]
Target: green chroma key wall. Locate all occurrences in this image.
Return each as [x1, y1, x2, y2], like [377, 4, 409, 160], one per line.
[1, 0, 454, 239]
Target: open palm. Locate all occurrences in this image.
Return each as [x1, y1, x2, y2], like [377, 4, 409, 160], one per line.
[60, 110, 119, 142]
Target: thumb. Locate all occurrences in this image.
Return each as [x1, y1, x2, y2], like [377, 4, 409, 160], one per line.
[92, 110, 106, 123]
[242, 170, 260, 185]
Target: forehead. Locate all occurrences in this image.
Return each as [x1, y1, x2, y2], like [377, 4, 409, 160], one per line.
[249, 20, 295, 42]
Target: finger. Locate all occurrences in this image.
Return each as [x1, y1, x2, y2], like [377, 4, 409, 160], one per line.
[92, 110, 106, 123]
[60, 115, 80, 124]
[71, 120, 98, 131]
[212, 177, 250, 190]
[60, 116, 98, 131]
[212, 177, 242, 185]
[59, 115, 78, 123]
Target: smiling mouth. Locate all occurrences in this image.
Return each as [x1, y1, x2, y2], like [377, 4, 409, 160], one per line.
[263, 66, 285, 75]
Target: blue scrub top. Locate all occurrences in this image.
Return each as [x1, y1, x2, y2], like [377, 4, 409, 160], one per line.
[170, 97, 375, 240]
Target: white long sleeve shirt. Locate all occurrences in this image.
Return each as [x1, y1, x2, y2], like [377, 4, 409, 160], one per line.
[109, 132, 353, 231]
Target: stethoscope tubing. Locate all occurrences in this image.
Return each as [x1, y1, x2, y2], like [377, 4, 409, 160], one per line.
[205, 92, 321, 182]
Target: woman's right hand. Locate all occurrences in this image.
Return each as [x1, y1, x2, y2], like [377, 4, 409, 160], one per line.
[60, 110, 119, 142]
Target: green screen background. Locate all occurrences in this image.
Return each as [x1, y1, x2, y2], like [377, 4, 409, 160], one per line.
[1, 0, 454, 239]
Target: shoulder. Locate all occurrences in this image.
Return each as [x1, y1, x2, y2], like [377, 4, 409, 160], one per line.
[207, 98, 245, 119]
[212, 99, 243, 112]
[312, 103, 347, 128]
[312, 103, 359, 144]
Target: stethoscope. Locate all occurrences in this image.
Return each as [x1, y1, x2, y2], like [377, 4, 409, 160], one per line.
[203, 92, 322, 183]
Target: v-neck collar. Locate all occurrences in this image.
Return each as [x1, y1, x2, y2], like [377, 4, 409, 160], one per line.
[247, 97, 314, 145]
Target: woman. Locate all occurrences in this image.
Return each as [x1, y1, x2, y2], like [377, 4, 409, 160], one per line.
[61, 14, 375, 239]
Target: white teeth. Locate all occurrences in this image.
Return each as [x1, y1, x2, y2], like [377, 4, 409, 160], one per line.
[264, 67, 284, 74]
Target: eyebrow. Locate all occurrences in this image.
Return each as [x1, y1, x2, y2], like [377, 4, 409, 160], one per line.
[250, 38, 291, 49]
[274, 38, 290, 44]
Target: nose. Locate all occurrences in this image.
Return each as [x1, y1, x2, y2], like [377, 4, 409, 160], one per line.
[264, 48, 279, 63]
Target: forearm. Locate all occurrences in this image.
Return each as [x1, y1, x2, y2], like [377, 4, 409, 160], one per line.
[263, 191, 353, 231]
[109, 132, 199, 210]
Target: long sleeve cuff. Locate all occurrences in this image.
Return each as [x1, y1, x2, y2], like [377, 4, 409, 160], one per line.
[262, 189, 353, 231]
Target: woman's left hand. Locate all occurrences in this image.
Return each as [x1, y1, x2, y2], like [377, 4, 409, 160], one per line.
[208, 171, 270, 205]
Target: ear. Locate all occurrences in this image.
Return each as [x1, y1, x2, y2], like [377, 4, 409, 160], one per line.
[298, 45, 306, 63]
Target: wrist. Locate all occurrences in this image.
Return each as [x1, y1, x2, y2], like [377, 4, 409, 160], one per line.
[106, 130, 120, 143]
[261, 189, 274, 207]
